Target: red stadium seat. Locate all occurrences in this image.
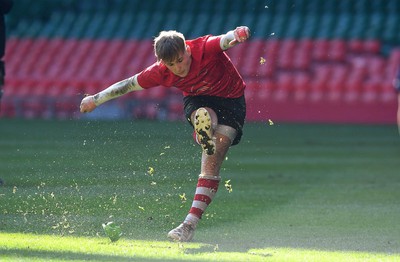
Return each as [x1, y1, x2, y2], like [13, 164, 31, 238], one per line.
[329, 39, 347, 62]
[258, 79, 275, 101]
[309, 79, 324, 103]
[274, 72, 293, 101]
[312, 39, 330, 61]
[92, 40, 125, 81]
[379, 79, 397, 103]
[277, 39, 296, 69]
[244, 79, 260, 102]
[325, 65, 348, 102]
[293, 72, 311, 102]
[362, 79, 379, 103]
[0, 97, 15, 117]
[245, 79, 274, 105]
[327, 81, 342, 102]
[239, 39, 265, 77]
[367, 56, 386, 76]
[227, 43, 247, 74]
[363, 40, 381, 54]
[343, 75, 363, 103]
[347, 55, 369, 80]
[312, 64, 331, 83]
[293, 51, 312, 70]
[347, 39, 364, 53]
[259, 40, 279, 77]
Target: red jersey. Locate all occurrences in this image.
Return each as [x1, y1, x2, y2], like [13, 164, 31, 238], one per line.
[136, 35, 245, 98]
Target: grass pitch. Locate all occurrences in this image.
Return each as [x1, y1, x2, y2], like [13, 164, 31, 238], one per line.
[0, 119, 399, 261]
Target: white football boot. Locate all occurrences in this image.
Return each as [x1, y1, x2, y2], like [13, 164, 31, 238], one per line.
[194, 108, 215, 155]
[167, 223, 196, 242]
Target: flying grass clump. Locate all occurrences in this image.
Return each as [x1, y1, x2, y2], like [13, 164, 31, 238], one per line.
[102, 222, 122, 242]
[224, 180, 232, 193]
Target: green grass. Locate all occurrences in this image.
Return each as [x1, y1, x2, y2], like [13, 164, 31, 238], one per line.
[0, 119, 399, 261]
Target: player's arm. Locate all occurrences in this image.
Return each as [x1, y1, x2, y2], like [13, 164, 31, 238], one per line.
[220, 26, 251, 50]
[80, 74, 143, 113]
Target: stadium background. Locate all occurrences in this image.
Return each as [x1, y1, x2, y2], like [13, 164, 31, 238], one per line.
[1, 0, 399, 124]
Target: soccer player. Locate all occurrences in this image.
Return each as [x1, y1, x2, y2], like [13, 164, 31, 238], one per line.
[393, 68, 400, 135]
[80, 26, 251, 241]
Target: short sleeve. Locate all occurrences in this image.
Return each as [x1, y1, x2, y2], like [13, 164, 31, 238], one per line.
[136, 63, 163, 89]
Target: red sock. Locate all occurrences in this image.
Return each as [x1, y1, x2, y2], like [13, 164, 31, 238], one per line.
[184, 176, 220, 225]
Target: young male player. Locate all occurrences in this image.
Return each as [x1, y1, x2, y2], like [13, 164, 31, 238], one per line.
[80, 26, 250, 241]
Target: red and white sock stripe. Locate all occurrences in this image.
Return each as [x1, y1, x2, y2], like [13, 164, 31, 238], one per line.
[184, 175, 220, 224]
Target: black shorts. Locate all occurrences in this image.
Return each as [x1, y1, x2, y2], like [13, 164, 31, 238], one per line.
[183, 95, 246, 146]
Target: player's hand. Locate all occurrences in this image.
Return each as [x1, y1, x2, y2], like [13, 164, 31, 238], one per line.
[80, 95, 97, 113]
[229, 26, 250, 46]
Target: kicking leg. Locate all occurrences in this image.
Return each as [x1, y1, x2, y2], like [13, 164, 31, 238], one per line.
[193, 107, 217, 155]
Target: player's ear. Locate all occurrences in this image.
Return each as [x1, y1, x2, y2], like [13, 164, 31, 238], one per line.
[186, 45, 191, 55]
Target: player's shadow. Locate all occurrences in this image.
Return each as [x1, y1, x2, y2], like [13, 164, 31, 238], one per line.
[182, 243, 273, 258]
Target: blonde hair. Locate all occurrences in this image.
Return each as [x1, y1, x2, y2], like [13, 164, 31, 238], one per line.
[154, 30, 186, 63]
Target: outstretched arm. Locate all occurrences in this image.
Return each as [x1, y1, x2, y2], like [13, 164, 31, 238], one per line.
[220, 26, 251, 50]
[80, 74, 143, 113]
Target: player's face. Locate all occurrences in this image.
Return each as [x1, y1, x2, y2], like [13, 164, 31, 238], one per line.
[162, 45, 192, 77]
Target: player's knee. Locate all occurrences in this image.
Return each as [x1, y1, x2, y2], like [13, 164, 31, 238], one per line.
[215, 125, 237, 145]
